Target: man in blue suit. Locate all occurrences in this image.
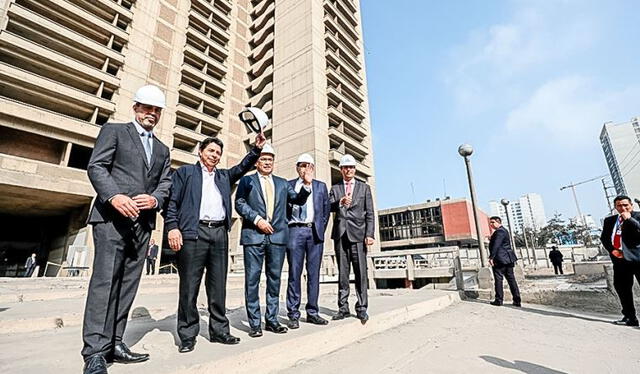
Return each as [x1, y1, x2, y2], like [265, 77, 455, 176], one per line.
[235, 144, 312, 337]
[488, 216, 521, 307]
[285, 154, 330, 329]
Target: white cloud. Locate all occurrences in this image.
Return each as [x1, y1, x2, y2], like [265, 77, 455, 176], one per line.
[505, 75, 640, 148]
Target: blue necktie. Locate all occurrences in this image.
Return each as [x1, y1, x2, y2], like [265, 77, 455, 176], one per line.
[142, 132, 152, 164]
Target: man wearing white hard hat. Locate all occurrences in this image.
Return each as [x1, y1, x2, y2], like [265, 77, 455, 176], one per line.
[235, 144, 313, 337]
[284, 154, 331, 329]
[81, 85, 171, 374]
[329, 154, 375, 323]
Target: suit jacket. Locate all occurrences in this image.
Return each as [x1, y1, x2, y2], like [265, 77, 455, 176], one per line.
[489, 226, 517, 266]
[548, 249, 563, 264]
[235, 173, 310, 246]
[87, 122, 171, 230]
[164, 147, 261, 239]
[24, 257, 36, 269]
[329, 180, 375, 242]
[287, 179, 330, 242]
[147, 245, 159, 259]
[601, 211, 640, 261]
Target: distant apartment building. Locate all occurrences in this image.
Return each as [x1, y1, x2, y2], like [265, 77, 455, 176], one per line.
[600, 117, 640, 201]
[488, 193, 547, 233]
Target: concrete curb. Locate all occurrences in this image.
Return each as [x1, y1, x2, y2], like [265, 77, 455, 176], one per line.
[171, 291, 460, 374]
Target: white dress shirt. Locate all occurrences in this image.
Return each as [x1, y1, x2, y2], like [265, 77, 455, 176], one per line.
[132, 119, 153, 154]
[290, 178, 314, 223]
[199, 165, 225, 221]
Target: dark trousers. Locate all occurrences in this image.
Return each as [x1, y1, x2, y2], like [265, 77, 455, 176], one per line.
[613, 259, 640, 319]
[335, 234, 368, 314]
[552, 263, 563, 275]
[492, 263, 521, 304]
[23, 266, 36, 277]
[286, 226, 324, 320]
[243, 237, 286, 328]
[146, 258, 156, 275]
[82, 220, 150, 359]
[177, 224, 229, 341]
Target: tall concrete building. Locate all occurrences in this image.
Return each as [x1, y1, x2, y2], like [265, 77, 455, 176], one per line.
[600, 117, 640, 201]
[0, 0, 375, 276]
[488, 193, 547, 233]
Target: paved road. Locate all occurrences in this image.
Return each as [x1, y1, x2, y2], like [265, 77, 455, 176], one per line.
[282, 300, 640, 374]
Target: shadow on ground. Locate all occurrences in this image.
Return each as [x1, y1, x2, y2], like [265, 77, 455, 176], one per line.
[480, 355, 568, 374]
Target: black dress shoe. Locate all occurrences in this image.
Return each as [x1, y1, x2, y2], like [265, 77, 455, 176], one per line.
[210, 334, 240, 345]
[248, 327, 263, 338]
[356, 312, 369, 323]
[83, 354, 108, 374]
[265, 323, 288, 334]
[614, 317, 639, 326]
[178, 339, 196, 353]
[490, 300, 503, 306]
[512, 302, 522, 307]
[306, 315, 329, 325]
[287, 319, 300, 329]
[332, 311, 351, 320]
[113, 343, 149, 363]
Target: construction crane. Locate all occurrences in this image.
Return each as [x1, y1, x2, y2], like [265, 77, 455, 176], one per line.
[560, 174, 608, 226]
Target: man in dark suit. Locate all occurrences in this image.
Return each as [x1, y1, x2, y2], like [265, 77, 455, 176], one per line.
[165, 134, 264, 353]
[81, 85, 172, 374]
[285, 154, 331, 329]
[548, 246, 564, 275]
[329, 154, 375, 323]
[488, 216, 521, 307]
[235, 144, 311, 338]
[600, 195, 640, 327]
[146, 239, 159, 275]
[23, 253, 37, 277]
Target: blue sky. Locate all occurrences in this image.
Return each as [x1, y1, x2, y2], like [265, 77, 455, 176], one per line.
[361, 0, 640, 223]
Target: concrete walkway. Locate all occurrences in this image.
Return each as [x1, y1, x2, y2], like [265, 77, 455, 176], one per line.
[0, 277, 459, 374]
[284, 300, 640, 374]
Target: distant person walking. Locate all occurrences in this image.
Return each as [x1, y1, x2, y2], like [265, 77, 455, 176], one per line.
[23, 253, 36, 277]
[146, 239, 159, 275]
[488, 216, 521, 307]
[600, 195, 640, 327]
[548, 246, 564, 275]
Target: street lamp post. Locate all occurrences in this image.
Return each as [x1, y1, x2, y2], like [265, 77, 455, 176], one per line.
[500, 199, 517, 251]
[458, 144, 488, 267]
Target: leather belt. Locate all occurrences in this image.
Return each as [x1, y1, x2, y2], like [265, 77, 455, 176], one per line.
[289, 222, 313, 228]
[199, 220, 225, 228]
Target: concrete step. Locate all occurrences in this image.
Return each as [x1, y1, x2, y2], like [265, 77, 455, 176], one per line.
[0, 287, 460, 374]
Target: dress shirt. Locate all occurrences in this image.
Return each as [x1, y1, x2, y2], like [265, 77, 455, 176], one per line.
[133, 119, 154, 155]
[199, 165, 225, 221]
[290, 178, 314, 224]
[253, 173, 311, 224]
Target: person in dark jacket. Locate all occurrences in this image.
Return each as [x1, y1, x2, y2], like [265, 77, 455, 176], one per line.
[165, 134, 265, 353]
[488, 216, 521, 307]
[548, 246, 564, 275]
[600, 195, 640, 327]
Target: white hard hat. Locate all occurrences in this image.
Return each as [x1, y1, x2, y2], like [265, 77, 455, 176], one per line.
[296, 153, 314, 165]
[261, 143, 275, 156]
[239, 107, 270, 133]
[133, 85, 166, 108]
[339, 154, 357, 167]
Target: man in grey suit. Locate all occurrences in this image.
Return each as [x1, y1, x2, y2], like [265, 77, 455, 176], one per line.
[235, 144, 312, 338]
[81, 85, 172, 374]
[329, 154, 375, 323]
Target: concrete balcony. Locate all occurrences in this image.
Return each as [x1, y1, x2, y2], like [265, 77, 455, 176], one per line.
[249, 82, 273, 108]
[181, 63, 226, 96]
[250, 68, 273, 94]
[249, 49, 273, 77]
[328, 127, 369, 158]
[186, 27, 229, 62]
[325, 32, 360, 72]
[328, 149, 372, 177]
[184, 44, 227, 78]
[175, 103, 223, 132]
[327, 85, 365, 121]
[188, 9, 231, 44]
[249, 33, 274, 62]
[249, 17, 274, 48]
[170, 148, 198, 168]
[251, 0, 275, 19]
[326, 68, 363, 105]
[250, 1, 275, 32]
[323, 11, 359, 56]
[173, 125, 207, 144]
[327, 106, 367, 139]
[179, 83, 225, 113]
[326, 49, 362, 88]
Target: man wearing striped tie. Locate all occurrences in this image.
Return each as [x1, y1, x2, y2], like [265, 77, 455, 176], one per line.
[600, 195, 640, 327]
[235, 144, 312, 338]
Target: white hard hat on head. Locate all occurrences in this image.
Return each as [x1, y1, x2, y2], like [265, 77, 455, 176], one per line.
[134, 85, 166, 108]
[339, 154, 357, 167]
[261, 143, 275, 156]
[296, 153, 314, 165]
[239, 107, 270, 133]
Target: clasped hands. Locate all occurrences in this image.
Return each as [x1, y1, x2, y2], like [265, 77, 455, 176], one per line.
[110, 194, 156, 218]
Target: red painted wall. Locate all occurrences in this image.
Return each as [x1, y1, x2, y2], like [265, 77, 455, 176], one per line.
[441, 200, 491, 242]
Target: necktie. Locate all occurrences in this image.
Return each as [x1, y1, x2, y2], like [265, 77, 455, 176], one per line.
[612, 216, 624, 259]
[142, 132, 152, 164]
[263, 175, 274, 222]
[346, 181, 352, 196]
